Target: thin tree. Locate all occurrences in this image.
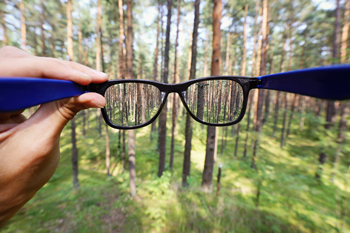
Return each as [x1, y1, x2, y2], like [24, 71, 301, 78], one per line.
[341, 0, 350, 63]
[20, 1, 26, 51]
[331, 102, 348, 181]
[67, 0, 79, 190]
[150, 0, 161, 141]
[202, 0, 221, 192]
[0, 9, 7, 46]
[96, 0, 111, 177]
[280, 93, 288, 148]
[234, 3, 248, 158]
[316, 0, 340, 178]
[126, 0, 136, 197]
[243, 0, 259, 158]
[170, 0, 181, 171]
[183, 0, 200, 187]
[251, 0, 268, 169]
[158, 0, 172, 177]
[118, 0, 127, 171]
[40, 0, 46, 56]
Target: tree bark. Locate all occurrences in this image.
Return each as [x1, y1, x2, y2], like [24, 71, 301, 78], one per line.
[66, 0, 79, 190]
[331, 103, 348, 181]
[280, 93, 288, 148]
[170, 0, 181, 171]
[150, 0, 161, 140]
[126, 0, 136, 196]
[202, 0, 221, 192]
[0, 10, 7, 46]
[243, 91, 254, 157]
[272, 91, 280, 137]
[40, 0, 46, 56]
[71, 118, 80, 190]
[118, 0, 125, 80]
[251, 0, 259, 76]
[128, 129, 136, 197]
[106, 125, 111, 177]
[20, 1, 26, 51]
[182, 0, 200, 186]
[317, 0, 341, 179]
[341, 0, 350, 63]
[286, 94, 297, 137]
[234, 123, 240, 158]
[241, 3, 248, 76]
[158, 0, 172, 177]
[251, 0, 268, 169]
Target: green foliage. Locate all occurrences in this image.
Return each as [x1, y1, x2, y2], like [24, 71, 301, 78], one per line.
[5, 105, 350, 233]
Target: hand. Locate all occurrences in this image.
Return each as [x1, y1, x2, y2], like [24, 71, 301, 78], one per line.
[0, 46, 108, 227]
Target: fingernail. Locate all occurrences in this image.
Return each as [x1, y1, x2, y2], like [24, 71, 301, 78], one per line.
[92, 69, 108, 78]
[93, 100, 105, 108]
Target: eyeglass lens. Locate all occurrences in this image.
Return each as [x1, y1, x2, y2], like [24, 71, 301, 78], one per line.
[104, 79, 244, 127]
[105, 83, 162, 126]
[185, 80, 244, 124]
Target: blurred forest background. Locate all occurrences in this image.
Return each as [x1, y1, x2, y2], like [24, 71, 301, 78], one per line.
[1, 0, 350, 232]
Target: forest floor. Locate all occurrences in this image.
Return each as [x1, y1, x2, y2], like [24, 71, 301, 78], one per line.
[2, 106, 350, 233]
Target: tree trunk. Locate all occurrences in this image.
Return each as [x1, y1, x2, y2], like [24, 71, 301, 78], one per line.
[203, 32, 209, 77]
[341, 0, 350, 63]
[66, 0, 74, 60]
[128, 130, 136, 197]
[170, 0, 181, 171]
[71, 118, 80, 190]
[126, 0, 136, 196]
[118, 0, 125, 80]
[272, 92, 280, 137]
[40, 0, 46, 56]
[251, 0, 259, 76]
[286, 94, 297, 137]
[66, 0, 79, 190]
[20, 1, 26, 51]
[225, 31, 230, 75]
[202, 0, 221, 192]
[262, 91, 270, 124]
[251, 0, 268, 169]
[0, 10, 7, 46]
[117, 0, 126, 172]
[280, 93, 288, 148]
[150, 0, 161, 140]
[331, 103, 348, 181]
[243, 91, 254, 158]
[106, 125, 111, 176]
[234, 124, 240, 158]
[182, 0, 200, 186]
[241, 3, 248, 76]
[158, 0, 172, 177]
[317, 0, 341, 179]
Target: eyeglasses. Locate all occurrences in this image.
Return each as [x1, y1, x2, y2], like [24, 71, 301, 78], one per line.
[87, 76, 258, 129]
[1, 65, 350, 129]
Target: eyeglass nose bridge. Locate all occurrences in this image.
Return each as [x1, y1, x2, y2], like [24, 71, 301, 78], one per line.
[157, 82, 190, 104]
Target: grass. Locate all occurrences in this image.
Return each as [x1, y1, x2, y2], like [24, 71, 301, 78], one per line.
[2, 106, 350, 232]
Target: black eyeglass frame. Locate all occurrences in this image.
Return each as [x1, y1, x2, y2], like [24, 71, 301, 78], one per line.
[86, 76, 262, 130]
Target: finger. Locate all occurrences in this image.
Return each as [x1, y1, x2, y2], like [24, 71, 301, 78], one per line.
[0, 57, 93, 85]
[0, 110, 25, 123]
[0, 46, 33, 59]
[19, 93, 106, 137]
[0, 123, 19, 133]
[59, 60, 108, 83]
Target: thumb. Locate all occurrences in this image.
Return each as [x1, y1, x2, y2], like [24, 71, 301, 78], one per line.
[21, 93, 106, 137]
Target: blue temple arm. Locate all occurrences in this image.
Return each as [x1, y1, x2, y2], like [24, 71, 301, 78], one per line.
[0, 78, 86, 112]
[257, 65, 350, 100]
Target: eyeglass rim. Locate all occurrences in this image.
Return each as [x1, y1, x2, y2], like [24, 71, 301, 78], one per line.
[89, 76, 260, 129]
